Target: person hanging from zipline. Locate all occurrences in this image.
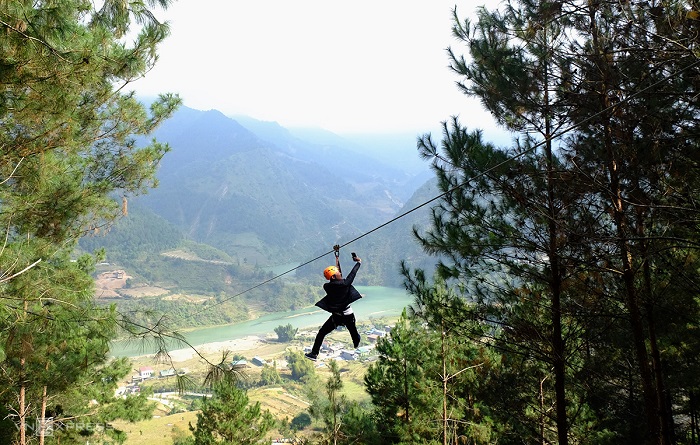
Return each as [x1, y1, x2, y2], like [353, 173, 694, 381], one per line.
[305, 246, 363, 361]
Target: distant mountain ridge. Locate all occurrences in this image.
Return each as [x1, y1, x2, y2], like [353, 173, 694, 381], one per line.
[230, 115, 426, 200]
[124, 106, 433, 269]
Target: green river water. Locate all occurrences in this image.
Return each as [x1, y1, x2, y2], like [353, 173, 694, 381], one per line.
[110, 286, 414, 358]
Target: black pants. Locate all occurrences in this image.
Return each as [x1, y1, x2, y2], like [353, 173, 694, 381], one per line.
[311, 313, 360, 354]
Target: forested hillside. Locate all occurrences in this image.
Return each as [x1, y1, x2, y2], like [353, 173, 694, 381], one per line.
[3, 1, 700, 445]
[79, 170, 436, 329]
[79, 202, 325, 328]
[77, 102, 439, 281]
[134, 106, 421, 264]
[77, 108, 436, 331]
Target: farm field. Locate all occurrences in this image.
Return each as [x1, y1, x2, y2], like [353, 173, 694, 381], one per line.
[114, 321, 390, 444]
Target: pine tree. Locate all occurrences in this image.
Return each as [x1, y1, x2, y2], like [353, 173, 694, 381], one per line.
[365, 310, 437, 443]
[401, 0, 700, 443]
[310, 360, 379, 445]
[310, 360, 347, 445]
[188, 381, 275, 445]
[0, 1, 180, 443]
[562, 2, 700, 442]
[366, 301, 498, 444]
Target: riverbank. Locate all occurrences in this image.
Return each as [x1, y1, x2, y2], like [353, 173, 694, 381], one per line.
[149, 334, 265, 362]
[112, 285, 413, 358]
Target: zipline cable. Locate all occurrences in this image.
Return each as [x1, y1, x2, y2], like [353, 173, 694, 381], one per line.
[9, 54, 696, 323]
[4, 50, 698, 372]
[191, 56, 700, 317]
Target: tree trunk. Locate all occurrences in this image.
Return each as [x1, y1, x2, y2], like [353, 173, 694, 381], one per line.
[637, 164, 672, 445]
[442, 323, 448, 445]
[543, 60, 568, 445]
[540, 375, 548, 445]
[19, 377, 26, 445]
[404, 355, 410, 429]
[39, 385, 48, 445]
[609, 138, 661, 445]
[690, 391, 697, 445]
[589, 7, 661, 442]
[646, 301, 672, 445]
[610, 147, 660, 443]
[19, 299, 28, 445]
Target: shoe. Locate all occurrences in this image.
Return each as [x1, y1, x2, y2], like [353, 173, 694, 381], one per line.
[305, 352, 318, 361]
[354, 337, 361, 348]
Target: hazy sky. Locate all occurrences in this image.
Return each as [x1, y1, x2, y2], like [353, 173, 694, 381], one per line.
[131, 1, 503, 136]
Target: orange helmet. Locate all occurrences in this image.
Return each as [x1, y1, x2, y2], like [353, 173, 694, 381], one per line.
[323, 266, 339, 280]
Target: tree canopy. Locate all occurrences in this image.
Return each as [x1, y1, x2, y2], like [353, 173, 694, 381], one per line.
[381, 0, 700, 444]
[0, 1, 180, 443]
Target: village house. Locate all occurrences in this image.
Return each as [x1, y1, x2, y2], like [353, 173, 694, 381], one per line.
[251, 356, 267, 366]
[159, 368, 177, 378]
[339, 350, 357, 361]
[231, 359, 249, 369]
[368, 328, 388, 337]
[138, 366, 154, 379]
[356, 346, 373, 356]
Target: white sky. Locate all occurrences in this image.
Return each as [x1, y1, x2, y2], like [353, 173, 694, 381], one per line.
[131, 0, 503, 136]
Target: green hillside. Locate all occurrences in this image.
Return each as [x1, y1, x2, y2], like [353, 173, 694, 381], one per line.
[79, 108, 439, 330]
[75, 108, 435, 327]
[133, 107, 415, 265]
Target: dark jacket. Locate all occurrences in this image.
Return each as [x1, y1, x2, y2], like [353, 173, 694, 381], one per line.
[315, 262, 362, 314]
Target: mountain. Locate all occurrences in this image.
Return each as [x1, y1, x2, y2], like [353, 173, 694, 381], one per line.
[231, 115, 430, 202]
[288, 127, 435, 176]
[128, 106, 431, 267]
[349, 178, 443, 287]
[76, 104, 449, 331]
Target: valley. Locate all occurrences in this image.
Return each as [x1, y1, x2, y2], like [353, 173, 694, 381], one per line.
[113, 314, 403, 444]
[77, 106, 434, 443]
[80, 106, 438, 337]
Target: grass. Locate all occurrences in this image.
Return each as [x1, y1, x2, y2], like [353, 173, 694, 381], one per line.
[110, 411, 198, 445]
[119, 358, 373, 444]
[249, 386, 311, 420]
[118, 318, 392, 443]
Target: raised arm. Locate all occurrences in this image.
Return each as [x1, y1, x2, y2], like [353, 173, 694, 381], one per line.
[344, 256, 361, 284]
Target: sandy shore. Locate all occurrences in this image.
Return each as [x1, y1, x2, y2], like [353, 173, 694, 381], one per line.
[135, 335, 267, 363]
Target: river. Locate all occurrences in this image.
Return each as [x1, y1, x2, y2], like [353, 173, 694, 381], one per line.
[110, 286, 414, 358]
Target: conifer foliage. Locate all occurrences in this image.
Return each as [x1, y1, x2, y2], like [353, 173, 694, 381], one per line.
[0, 1, 180, 443]
[366, 1, 700, 444]
[187, 381, 275, 445]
